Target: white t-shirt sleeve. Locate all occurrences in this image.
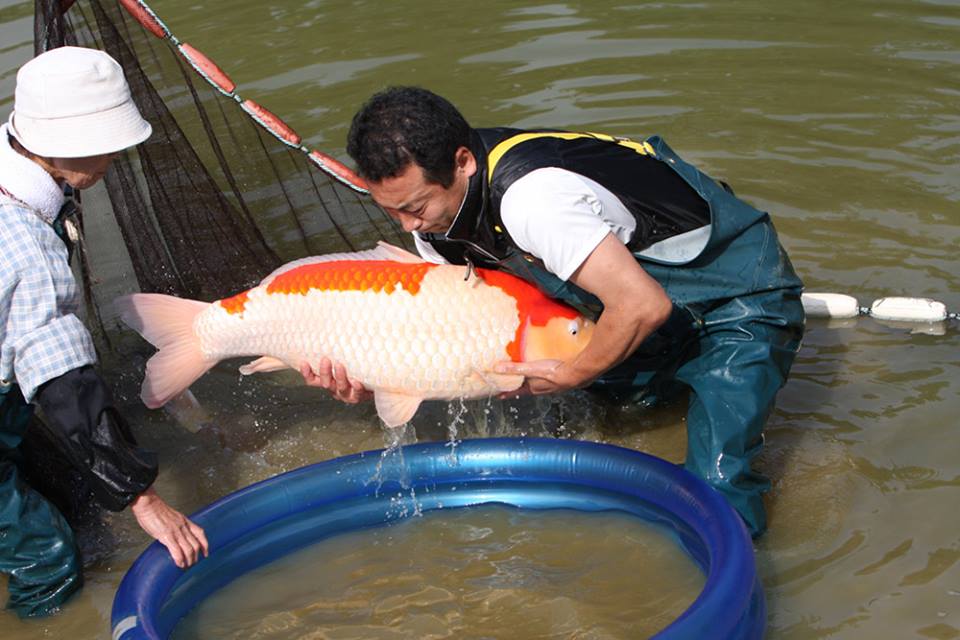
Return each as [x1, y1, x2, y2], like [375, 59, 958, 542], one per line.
[500, 167, 636, 281]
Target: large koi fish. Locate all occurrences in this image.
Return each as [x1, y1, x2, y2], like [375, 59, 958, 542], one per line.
[116, 243, 595, 427]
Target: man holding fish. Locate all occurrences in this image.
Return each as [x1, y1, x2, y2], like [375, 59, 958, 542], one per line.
[0, 47, 206, 617]
[307, 86, 805, 538]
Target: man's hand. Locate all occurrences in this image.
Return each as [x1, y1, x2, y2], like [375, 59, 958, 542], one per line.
[494, 359, 582, 396]
[299, 358, 372, 404]
[130, 488, 208, 569]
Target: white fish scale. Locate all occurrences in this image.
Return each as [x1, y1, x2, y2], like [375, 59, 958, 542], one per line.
[194, 267, 520, 397]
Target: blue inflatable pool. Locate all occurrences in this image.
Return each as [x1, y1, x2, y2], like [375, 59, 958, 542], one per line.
[112, 438, 765, 639]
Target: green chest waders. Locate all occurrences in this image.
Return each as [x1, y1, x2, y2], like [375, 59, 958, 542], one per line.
[0, 383, 82, 617]
[486, 135, 805, 538]
[629, 138, 805, 538]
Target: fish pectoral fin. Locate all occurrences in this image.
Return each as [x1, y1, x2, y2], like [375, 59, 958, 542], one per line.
[238, 356, 290, 376]
[472, 369, 524, 393]
[374, 391, 423, 428]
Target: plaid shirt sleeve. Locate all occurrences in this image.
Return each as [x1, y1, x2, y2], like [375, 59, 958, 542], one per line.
[0, 200, 97, 401]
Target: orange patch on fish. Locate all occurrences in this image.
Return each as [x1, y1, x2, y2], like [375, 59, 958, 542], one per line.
[219, 290, 249, 315]
[476, 268, 580, 361]
[266, 261, 434, 296]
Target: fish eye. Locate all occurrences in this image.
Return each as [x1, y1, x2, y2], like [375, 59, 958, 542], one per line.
[567, 319, 579, 336]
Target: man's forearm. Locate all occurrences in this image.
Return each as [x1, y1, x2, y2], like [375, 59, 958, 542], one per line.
[561, 295, 672, 386]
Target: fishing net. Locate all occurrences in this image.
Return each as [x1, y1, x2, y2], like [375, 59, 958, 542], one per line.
[32, 0, 408, 333]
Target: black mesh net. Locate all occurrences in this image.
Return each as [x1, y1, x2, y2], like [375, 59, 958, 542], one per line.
[33, 0, 408, 310]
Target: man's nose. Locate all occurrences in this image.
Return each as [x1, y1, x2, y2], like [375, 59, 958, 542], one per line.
[399, 214, 420, 232]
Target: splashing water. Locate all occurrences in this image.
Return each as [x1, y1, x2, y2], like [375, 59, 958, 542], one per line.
[444, 398, 469, 463]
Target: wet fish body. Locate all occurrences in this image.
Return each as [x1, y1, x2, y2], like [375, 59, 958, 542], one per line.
[117, 244, 594, 426]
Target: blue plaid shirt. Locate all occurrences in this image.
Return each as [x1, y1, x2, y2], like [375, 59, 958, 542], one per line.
[0, 196, 97, 401]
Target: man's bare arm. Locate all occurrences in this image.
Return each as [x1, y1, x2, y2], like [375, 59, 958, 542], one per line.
[495, 233, 672, 394]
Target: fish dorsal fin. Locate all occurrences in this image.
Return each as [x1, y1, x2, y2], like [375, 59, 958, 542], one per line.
[238, 356, 290, 375]
[374, 391, 423, 428]
[373, 241, 425, 264]
[259, 243, 425, 287]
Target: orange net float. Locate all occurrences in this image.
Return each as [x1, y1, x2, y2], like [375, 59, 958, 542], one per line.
[308, 150, 369, 193]
[117, 0, 170, 40]
[178, 43, 236, 96]
[240, 99, 302, 147]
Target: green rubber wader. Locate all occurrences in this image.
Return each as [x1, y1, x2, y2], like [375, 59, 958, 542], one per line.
[0, 383, 82, 617]
[502, 136, 805, 537]
[596, 139, 805, 537]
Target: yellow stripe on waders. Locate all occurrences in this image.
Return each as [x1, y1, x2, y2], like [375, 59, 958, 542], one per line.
[486, 132, 657, 183]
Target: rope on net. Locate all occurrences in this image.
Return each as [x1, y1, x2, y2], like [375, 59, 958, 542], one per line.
[113, 0, 374, 191]
[33, 0, 410, 309]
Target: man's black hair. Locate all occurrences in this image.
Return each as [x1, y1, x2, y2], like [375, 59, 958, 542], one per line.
[346, 86, 471, 187]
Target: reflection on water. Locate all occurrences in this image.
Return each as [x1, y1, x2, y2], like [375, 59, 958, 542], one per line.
[171, 507, 704, 640]
[2, 0, 959, 639]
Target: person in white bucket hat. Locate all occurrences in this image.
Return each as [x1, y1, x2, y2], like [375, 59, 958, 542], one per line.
[0, 46, 207, 618]
[8, 45, 153, 159]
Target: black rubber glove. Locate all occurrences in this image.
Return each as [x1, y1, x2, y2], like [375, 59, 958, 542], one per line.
[34, 365, 158, 511]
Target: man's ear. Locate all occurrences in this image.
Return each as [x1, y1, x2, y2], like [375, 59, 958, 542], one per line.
[455, 146, 477, 178]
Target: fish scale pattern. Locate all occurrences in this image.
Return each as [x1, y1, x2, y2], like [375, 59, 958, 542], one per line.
[266, 261, 433, 297]
[194, 266, 521, 397]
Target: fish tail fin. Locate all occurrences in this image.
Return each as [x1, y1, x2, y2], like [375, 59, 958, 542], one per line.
[115, 293, 215, 409]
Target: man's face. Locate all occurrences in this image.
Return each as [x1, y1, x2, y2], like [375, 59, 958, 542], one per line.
[368, 147, 476, 234]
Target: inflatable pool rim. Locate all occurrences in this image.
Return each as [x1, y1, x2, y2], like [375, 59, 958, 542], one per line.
[111, 437, 765, 639]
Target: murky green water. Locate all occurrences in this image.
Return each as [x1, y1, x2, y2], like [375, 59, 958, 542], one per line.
[172, 506, 705, 639]
[2, 1, 959, 638]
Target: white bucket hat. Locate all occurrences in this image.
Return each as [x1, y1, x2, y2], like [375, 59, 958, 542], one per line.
[8, 46, 152, 158]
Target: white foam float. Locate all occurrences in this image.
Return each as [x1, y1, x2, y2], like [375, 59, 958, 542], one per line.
[802, 293, 956, 330]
